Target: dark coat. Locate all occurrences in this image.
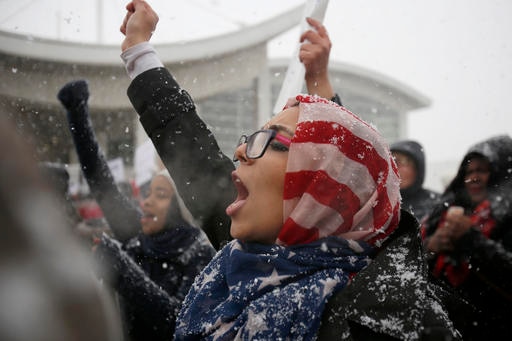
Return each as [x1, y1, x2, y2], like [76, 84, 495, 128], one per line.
[127, 67, 457, 340]
[390, 140, 441, 222]
[58, 80, 141, 242]
[318, 210, 457, 340]
[422, 135, 512, 340]
[96, 227, 215, 341]
[59, 80, 216, 341]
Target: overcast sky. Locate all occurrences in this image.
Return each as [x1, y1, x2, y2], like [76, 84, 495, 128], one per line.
[269, 0, 512, 168]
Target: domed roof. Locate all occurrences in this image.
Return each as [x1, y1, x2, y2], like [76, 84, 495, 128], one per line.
[0, 0, 305, 64]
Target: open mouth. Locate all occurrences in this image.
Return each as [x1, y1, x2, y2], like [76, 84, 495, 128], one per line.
[141, 211, 158, 224]
[225, 171, 249, 216]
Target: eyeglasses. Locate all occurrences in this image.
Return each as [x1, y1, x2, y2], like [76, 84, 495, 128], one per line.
[233, 129, 292, 162]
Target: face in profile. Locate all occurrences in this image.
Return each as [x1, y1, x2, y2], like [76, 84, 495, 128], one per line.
[228, 106, 299, 244]
[463, 156, 490, 204]
[392, 152, 417, 190]
[140, 174, 174, 235]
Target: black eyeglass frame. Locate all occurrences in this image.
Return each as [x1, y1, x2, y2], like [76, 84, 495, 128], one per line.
[233, 129, 292, 162]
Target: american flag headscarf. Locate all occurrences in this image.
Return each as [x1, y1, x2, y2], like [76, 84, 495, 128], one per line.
[278, 94, 401, 247]
[174, 95, 401, 340]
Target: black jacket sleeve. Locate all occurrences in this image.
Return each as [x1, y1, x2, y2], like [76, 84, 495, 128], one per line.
[58, 80, 142, 242]
[127, 68, 235, 250]
[95, 235, 181, 341]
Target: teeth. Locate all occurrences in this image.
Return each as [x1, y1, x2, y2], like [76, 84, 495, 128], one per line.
[153, 216, 158, 222]
[235, 178, 241, 183]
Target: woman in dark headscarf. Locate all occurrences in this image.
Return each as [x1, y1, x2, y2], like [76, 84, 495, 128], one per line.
[422, 135, 512, 340]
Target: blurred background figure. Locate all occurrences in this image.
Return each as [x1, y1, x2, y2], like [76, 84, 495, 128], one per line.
[0, 115, 122, 341]
[421, 134, 512, 340]
[391, 140, 440, 222]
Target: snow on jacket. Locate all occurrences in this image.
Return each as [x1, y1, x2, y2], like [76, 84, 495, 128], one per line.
[318, 210, 457, 340]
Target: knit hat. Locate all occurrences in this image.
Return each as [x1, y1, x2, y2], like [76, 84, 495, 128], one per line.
[278, 95, 401, 247]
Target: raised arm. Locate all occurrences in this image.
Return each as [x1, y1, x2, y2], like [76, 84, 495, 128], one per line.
[300, 17, 338, 103]
[58, 80, 142, 242]
[120, 0, 234, 249]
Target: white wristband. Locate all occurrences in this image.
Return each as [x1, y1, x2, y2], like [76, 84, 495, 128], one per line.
[121, 42, 164, 80]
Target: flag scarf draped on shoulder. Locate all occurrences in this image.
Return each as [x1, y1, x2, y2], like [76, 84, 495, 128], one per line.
[279, 94, 401, 247]
[175, 238, 373, 340]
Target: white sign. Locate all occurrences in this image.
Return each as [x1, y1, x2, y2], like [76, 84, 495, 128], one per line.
[272, 0, 330, 114]
[107, 157, 126, 183]
[134, 139, 157, 186]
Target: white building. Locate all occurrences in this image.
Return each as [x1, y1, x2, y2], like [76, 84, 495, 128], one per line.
[0, 0, 432, 190]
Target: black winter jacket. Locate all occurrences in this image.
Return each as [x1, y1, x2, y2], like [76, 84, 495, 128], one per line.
[319, 210, 458, 340]
[96, 228, 215, 341]
[390, 140, 440, 222]
[58, 80, 141, 242]
[422, 135, 512, 340]
[127, 67, 458, 340]
[59, 80, 216, 341]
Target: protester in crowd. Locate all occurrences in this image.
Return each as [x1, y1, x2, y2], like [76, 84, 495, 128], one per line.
[390, 140, 440, 222]
[118, 1, 458, 339]
[422, 134, 512, 340]
[58, 80, 216, 341]
[0, 115, 122, 341]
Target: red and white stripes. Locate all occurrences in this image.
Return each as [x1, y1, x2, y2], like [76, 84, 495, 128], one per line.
[278, 95, 401, 247]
